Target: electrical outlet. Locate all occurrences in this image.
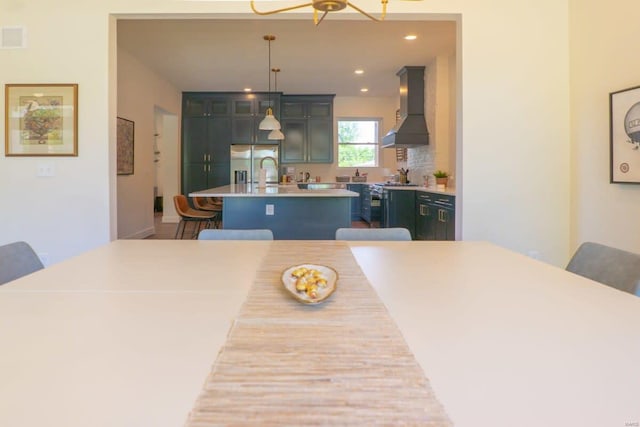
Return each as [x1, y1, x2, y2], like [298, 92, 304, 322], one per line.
[265, 204, 274, 215]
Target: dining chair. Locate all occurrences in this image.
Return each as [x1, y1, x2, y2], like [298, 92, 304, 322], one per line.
[192, 196, 222, 228]
[566, 242, 640, 296]
[173, 195, 217, 239]
[198, 229, 274, 240]
[335, 227, 412, 241]
[0, 241, 45, 285]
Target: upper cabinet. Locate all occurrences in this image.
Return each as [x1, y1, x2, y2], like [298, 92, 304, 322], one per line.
[280, 95, 334, 164]
[230, 93, 281, 145]
[183, 94, 230, 117]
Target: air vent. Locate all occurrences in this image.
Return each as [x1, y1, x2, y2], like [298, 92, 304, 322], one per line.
[1, 27, 26, 49]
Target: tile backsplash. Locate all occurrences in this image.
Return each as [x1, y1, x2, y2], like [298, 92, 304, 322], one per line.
[404, 145, 435, 187]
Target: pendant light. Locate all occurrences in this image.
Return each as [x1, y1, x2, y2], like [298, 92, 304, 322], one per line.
[258, 35, 281, 131]
[269, 67, 285, 140]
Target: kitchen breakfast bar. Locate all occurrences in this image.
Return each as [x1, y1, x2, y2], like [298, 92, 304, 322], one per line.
[191, 184, 358, 239]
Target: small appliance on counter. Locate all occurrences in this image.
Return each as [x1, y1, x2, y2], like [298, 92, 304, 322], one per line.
[234, 170, 247, 184]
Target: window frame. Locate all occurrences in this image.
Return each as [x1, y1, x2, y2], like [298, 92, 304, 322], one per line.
[336, 117, 382, 168]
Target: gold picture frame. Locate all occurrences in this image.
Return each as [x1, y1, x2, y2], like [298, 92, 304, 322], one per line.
[4, 83, 78, 156]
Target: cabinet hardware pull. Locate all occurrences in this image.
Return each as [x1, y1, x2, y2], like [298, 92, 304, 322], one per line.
[203, 154, 207, 162]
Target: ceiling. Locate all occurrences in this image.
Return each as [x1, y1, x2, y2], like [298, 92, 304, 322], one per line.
[117, 18, 456, 98]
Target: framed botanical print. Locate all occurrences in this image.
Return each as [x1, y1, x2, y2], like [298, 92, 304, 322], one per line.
[117, 117, 135, 175]
[610, 85, 640, 183]
[4, 83, 78, 156]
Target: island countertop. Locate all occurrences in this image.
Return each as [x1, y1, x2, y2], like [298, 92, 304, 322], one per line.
[190, 184, 358, 198]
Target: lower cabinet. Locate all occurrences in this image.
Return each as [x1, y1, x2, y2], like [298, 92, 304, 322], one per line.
[361, 185, 372, 223]
[415, 192, 455, 241]
[347, 184, 362, 221]
[384, 189, 416, 239]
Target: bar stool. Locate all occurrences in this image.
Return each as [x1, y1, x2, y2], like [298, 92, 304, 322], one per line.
[173, 195, 217, 239]
[193, 197, 223, 229]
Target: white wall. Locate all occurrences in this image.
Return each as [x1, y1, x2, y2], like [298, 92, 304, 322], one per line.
[1, 0, 573, 266]
[570, 0, 640, 254]
[116, 47, 181, 238]
[450, 3, 571, 265]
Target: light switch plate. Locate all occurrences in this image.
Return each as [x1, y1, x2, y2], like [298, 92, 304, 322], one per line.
[36, 162, 55, 177]
[265, 204, 274, 215]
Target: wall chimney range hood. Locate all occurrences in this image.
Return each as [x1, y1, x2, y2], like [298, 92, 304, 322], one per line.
[382, 66, 429, 148]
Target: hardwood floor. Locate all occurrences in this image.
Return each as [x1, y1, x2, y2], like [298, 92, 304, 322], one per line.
[146, 213, 375, 240]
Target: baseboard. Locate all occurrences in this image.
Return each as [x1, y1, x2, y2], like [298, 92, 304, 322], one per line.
[122, 227, 155, 240]
[162, 215, 180, 223]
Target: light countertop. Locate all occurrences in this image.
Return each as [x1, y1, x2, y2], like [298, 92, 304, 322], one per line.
[191, 184, 358, 198]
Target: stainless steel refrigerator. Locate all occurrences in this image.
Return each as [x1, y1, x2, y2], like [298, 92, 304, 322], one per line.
[230, 144, 279, 184]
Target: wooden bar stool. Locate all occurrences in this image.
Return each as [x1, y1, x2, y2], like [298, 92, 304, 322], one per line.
[173, 195, 217, 239]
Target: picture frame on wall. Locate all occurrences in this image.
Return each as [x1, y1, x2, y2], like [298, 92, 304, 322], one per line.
[117, 117, 135, 175]
[610, 85, 640, 183]
[4, 83, 78, 156]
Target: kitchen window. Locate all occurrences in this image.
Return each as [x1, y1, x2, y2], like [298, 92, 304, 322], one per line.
[337, 118, 380, 167]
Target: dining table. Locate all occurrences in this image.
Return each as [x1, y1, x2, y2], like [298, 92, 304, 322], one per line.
[0, 239, 638, 427]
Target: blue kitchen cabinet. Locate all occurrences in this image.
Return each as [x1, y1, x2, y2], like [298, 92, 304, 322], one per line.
[383, 189, 415, 239]
[182, 93, 232, 195]
[415, 192, 455, 241]
[230, 93, 281, 145]
[280, 95, 334, 164]
[347, 184, 363, 221]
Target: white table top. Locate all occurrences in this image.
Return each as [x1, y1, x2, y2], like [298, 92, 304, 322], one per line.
[190, 184, 358, 197]
[1, 240, 638, 427]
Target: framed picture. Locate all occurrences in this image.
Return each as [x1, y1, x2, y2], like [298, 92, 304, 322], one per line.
[610, 85, 640, 183]
[4, 83, 78, 156]
[117, 117, 134, 175]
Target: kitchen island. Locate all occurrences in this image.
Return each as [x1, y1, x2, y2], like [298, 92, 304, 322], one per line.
[190, 184, 358, 239]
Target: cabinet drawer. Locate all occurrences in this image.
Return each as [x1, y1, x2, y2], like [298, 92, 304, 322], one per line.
[416, 193, 434, 203]
[417, 192, 454, 208]
[433, 195, 454, 208]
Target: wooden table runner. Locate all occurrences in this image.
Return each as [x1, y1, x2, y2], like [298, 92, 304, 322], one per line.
[186, 241, 452, 426]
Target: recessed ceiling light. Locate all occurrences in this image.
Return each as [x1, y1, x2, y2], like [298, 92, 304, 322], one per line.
[404, 34, 417, 41]
[354, 69, 364, 75]
[243, 88, 252, 92]
[360, 88, 369, 93]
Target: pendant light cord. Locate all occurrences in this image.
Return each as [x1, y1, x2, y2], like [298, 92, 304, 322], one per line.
[267, 36, 272, 107]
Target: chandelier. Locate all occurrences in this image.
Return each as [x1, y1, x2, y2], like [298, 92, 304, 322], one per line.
[250, 0, 389, 26]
